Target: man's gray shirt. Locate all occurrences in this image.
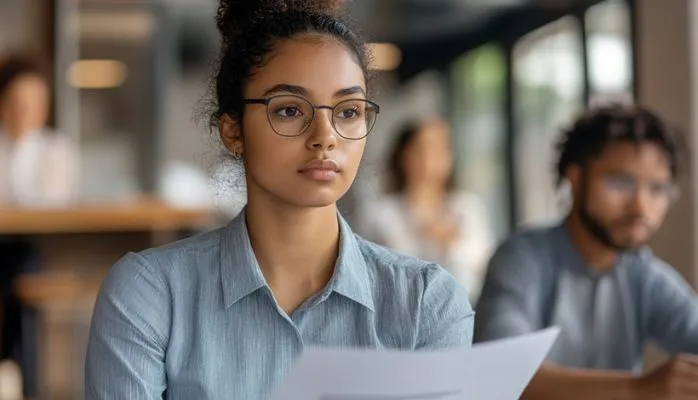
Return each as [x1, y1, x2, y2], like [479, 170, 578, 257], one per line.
[475, 222, 698, 372]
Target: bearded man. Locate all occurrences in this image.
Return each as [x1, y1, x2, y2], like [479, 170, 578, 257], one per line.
[475, 104, 698, 400]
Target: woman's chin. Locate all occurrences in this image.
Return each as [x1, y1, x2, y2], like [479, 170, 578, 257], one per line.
[287, 192, 344, 208]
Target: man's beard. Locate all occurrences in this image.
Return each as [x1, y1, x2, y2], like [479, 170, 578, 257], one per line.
[578, 204, 628, 251]
[577, 176, 636, 251]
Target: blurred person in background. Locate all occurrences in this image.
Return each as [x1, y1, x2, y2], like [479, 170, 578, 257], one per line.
[475, 105, 698, 400]
[0, 54, 72, 399]
[85, 0, 473, 398]
[361, 117, 495, 304]
[0, 55, 77, 206]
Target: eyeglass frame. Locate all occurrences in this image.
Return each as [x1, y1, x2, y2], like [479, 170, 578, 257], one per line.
[241, 94, 380, 140]
[601, 174, 681, 205]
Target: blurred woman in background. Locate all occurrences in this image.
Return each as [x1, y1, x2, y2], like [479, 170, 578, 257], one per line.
[0, 54, 76, 206]
[362, 117, 495, 304]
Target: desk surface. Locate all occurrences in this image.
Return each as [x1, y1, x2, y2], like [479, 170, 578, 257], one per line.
[0, 197, 217, 234]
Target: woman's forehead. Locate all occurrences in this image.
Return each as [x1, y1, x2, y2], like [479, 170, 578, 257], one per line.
[245, 37, 366, 99]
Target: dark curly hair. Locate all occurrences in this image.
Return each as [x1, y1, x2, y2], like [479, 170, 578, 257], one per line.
[209, 0, 371, 130]
[556, 104, 685, 185]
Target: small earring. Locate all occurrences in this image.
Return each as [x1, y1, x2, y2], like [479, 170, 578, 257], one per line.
[232, 149, 242, 159]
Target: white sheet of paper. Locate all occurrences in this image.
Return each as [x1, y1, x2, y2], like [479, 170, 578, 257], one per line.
[271, 327, 560, 400]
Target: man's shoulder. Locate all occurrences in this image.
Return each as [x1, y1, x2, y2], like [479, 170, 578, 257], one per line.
[495, 223, 560, 257]
[483, 223, 565, 285]
[627, 247, 691, 288]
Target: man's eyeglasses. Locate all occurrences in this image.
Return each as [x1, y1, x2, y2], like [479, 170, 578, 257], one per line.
[603, 175, 680, 203]
[242, 95, 380, 140]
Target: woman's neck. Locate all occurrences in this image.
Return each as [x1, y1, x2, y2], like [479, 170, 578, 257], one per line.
[0, 124, 29, 141]
[405, 184, 446, 206]
[244, 193, 340, 312]
[0, 127, 31, 143]
[404, 184, 448, 221]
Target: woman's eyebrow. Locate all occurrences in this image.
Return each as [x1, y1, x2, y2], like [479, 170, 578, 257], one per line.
[262, 84, 308, 97]
[260, 84, 365, 99]
[334, 86, 365, 98]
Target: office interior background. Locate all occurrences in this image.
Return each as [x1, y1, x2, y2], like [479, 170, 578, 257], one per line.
[0, 0, 697, 398]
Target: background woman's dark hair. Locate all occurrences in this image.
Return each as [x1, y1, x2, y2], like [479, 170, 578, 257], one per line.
[0, 55, 47, 100]
[556, 103, 686, 184]
[388, 119, 456, 193]
[209, 0, 372, 130]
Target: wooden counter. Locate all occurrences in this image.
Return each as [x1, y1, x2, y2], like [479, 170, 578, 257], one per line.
[0, 197, 216, 235]
[3, 197, 220, 398]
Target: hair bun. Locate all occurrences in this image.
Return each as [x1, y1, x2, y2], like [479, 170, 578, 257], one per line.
[216, 0, 346, 35]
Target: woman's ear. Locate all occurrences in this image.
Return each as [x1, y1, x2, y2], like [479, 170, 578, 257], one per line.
[220, 114, 244, 158]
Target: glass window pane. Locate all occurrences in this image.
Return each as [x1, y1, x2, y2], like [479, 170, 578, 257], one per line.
[60, 2, 162, 202]
[513, 16, 584, 227]
[451, 44, 509, 240]
[586, 0, 633, 106]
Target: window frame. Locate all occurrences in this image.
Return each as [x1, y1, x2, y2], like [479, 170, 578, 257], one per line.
[446, 0, 636, 231]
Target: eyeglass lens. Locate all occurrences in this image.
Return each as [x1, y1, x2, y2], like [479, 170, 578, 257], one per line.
[266, 95, 377, 139]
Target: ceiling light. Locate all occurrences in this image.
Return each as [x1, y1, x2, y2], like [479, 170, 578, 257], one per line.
[66, 59, 128, 89]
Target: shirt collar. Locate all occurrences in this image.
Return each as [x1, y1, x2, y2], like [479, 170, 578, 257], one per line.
[219, 208, 374, 311]
[551, 220, 635, 277]
[327, 212, 375, 311]
[219, 210, 267, 308]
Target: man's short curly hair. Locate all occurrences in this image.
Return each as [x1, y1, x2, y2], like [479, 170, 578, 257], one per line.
[555, 104, 685, 185]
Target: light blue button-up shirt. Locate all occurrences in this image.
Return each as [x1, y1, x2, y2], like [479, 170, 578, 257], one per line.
[85, 211, 474, 399]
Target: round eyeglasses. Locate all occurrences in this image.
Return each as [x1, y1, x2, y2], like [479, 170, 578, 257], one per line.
[242, 95, 380, 140]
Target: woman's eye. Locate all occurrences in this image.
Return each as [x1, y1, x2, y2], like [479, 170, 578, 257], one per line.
[276, 106, 302, 118]
[338, 108, 360, 119]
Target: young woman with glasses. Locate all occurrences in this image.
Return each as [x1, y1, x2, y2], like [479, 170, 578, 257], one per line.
[85, 1, 474, 398]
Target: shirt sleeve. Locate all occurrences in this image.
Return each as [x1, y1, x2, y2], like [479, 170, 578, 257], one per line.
[474, 236, 546, 343]
[644, 259, 698, 355]
[85, 252, 170, 399]
[415, 264, 475, 349]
